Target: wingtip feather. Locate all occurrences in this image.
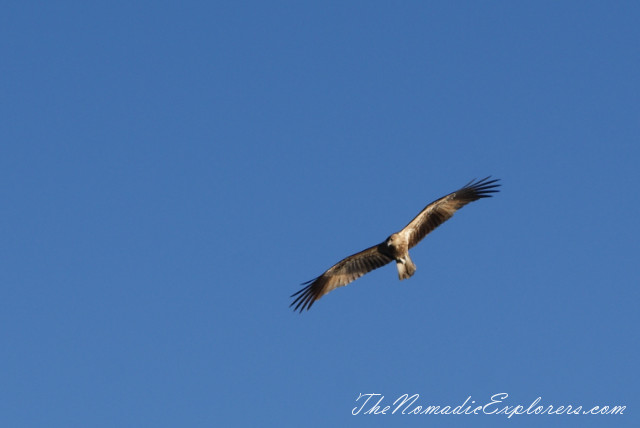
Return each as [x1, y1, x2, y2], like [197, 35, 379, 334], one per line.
[463, 176, 501, 197]
[290, 279, 320, 312]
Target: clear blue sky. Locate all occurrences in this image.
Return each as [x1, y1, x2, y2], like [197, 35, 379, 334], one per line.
[1, 1, 638, 427]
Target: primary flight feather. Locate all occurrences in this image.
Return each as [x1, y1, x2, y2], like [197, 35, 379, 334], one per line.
[290, 176, 500, 312]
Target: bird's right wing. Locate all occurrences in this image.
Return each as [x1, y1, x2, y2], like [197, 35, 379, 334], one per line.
[290, 243, 393, 312]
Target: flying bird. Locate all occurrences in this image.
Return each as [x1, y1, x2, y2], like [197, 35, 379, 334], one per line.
[290, 176, 500, 312]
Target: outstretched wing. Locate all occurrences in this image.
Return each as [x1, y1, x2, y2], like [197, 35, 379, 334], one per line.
[290, 243, 393, 312]
[401, 177, 500, 248]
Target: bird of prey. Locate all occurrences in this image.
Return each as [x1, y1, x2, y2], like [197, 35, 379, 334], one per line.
[290, 177, 500, 312]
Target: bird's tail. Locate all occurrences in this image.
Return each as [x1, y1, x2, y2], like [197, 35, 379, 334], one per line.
[397, 256, 417, 280]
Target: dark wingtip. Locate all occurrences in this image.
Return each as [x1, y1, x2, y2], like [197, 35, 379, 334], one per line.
[290, 277, 321, 313]
[463, 176, 501, 198]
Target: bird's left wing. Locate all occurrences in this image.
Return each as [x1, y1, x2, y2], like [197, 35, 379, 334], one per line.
[400, 177, 500, 248]
[290, 243, 393, 312]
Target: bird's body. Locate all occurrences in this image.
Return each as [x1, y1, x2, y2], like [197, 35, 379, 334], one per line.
[290, 177, 500, 312]
[385, 232, 416, 280]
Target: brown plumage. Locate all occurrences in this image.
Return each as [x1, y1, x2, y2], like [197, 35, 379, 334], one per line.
[290, 177, 500, 312]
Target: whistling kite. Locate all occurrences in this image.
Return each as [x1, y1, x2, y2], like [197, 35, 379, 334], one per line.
[290, 177, 500, 312]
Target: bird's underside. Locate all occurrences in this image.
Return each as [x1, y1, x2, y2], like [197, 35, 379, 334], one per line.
[290, 176, 500, 312]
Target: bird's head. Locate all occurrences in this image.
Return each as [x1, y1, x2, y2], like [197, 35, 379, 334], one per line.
[386, 233, 399, 247]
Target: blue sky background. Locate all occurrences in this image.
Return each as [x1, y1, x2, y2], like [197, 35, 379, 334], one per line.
[1, 1, 638, 427]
